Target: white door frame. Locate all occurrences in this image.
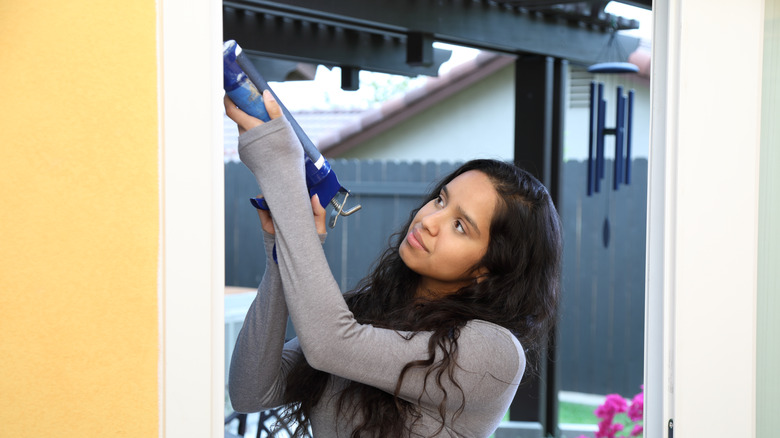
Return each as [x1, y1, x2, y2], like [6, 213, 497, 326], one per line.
[158, 0, 225, 436]
[154, 0, 771, 436]
[645, 0, 764, 436]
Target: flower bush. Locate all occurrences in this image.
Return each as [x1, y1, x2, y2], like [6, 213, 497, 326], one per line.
[577, 386, 643, 438]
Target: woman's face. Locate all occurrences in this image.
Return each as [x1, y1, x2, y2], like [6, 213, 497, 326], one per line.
[399, 170, 499, 298]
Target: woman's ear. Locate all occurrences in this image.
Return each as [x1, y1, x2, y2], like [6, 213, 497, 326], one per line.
[473, 266, 490, 283]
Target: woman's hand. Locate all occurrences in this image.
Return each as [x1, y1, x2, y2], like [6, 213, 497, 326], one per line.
[224, 90, 283, 134]
[256, 193, 328, 236]
[310, 194, 327, 235]
[255, 197, 275, 235]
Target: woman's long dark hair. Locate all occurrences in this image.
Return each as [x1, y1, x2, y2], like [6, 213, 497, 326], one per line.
[280, 159, 562, 437]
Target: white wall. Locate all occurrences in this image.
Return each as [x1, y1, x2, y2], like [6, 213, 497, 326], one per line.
[339, 65, 517, 162]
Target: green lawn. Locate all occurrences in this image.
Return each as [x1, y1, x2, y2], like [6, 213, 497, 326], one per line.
[487, 403, 599, 438]
[559, 401, 599, 425]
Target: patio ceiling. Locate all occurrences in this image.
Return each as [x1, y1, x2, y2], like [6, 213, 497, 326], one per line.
[223, 0, 648, 80]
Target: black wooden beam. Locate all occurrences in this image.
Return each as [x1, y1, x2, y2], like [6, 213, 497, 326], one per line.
[544, 57, 567, 438]
[510, 55, 554, 429]
[497, 0, 651, 10]
[224, 0, 640, 65]
[613, 0, 651, 9]
[511, 54, 565, 437]
[514, 55, 555, 184]
[242, 56, 317, 82]
[224, 6, 452, 77]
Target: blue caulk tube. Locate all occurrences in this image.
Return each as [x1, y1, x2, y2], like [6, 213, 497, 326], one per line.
[223, 40, 361, 229]
[223, 42, 271, 122]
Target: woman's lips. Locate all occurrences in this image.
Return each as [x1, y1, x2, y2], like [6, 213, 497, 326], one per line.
[407, 229, 428, 252]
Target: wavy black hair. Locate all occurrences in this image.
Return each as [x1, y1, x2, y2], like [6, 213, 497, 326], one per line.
[280, 159, 562, 437]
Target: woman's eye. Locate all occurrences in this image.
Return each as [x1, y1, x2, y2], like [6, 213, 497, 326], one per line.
[435, 195, 444, 206]
[455, 220, 465, 234]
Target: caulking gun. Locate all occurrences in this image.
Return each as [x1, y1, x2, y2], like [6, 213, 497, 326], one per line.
[223, 39, 361, 229]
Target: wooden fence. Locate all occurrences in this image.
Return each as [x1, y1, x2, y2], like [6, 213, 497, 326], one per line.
[557, 159, 647, 397]
[225, 158, 647, 397]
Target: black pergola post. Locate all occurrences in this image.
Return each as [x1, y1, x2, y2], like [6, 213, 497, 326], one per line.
[511, 54, 566, 437]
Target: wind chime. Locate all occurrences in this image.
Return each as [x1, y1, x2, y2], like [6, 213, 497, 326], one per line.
[585, 27, 637, 248]
[587, 82, 634, 196]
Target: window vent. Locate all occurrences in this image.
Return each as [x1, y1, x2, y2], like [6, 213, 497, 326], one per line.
[570, 66, 594, 109]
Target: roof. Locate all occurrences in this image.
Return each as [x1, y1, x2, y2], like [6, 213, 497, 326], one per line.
[317, 52, 516, 156]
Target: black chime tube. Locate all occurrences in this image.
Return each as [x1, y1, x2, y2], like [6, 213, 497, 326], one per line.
[625, 90, 634, 185]
[614, 86, 625, 191]
[596, 83, 606, 193]
[588, 81, 597, 196]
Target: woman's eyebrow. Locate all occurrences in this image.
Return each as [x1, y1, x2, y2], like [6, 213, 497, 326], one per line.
[442, 186, 481, 237]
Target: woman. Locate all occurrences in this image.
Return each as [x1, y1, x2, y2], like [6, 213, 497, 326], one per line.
[226, 91, 562, 438]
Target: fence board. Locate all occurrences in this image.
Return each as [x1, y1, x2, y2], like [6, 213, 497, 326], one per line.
[225, 159, 456, 292]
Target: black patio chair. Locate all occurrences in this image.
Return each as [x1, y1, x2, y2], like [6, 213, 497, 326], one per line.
[225, 408, 300, 437]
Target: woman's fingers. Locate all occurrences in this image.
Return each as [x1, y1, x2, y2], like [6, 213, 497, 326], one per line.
[224, 90, 283, 135]
[256, 194, 326, 235]
[254, 196, 275, 235]
[257, 194, 328, 234]
[224, 95, 264, 134]
[311, 194, 327, 235]
[263, 90, 283, 120]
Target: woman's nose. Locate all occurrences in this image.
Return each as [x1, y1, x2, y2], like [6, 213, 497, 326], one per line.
[420, 209, 443, 235]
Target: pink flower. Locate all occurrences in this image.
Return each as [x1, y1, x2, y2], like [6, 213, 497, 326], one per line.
[595, 419, 609, 438]
[591, 389, 643, 438]
[595, 394, 628, 420]
[596, 418, 625, 438]
[627, 394, 644, 422]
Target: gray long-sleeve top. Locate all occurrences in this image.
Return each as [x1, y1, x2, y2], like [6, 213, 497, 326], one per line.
[228, 117, 526, 437]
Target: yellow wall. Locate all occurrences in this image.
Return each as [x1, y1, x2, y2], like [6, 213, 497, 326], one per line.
[0, 1, 159, 435]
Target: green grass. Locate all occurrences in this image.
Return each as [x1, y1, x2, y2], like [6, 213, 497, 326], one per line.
[559, 401, 599, 425]
[487, 403, 598, 438]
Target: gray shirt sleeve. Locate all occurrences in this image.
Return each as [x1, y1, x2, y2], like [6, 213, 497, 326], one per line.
[235, 117, 525, 422]
[228, 231, 304, 413]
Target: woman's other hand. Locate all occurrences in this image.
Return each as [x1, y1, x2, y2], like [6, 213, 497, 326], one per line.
[311, 194, 327, 235]
[224, 90, 283, 134]
[255, 196, 275, 235]
[257, 194, 327, 236]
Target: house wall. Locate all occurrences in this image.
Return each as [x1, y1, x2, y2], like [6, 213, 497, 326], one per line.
[0, 1, 159, 436]
[338, 64, 517, 161]
[335, 62, 651, 164]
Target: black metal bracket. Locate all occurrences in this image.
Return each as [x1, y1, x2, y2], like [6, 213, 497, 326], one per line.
[341, 66, 360, 90]
[406, 31, 434, 67]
